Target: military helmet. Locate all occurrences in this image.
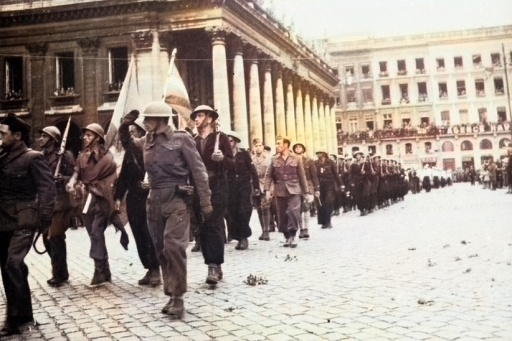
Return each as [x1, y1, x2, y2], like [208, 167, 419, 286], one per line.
[39, 126, 61, 142]
[292, 142, 306, 153]
[133, 117, 146, 132]
[141, 101, 174, 117]
[316, 146, 329, 155]
[82, 123, 105, 142]
[226, 130, 241, 143]
[190, 104, 219, 121]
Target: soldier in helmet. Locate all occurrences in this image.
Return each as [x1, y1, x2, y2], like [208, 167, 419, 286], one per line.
[66, 122, 118, 286]
[0, 114, 56, 336]
[38, 124, 77, 287]
[190, 104, 234, 286]
[114, 111, 161, 287]
[119, 102, 212, 319]
[315, 147, 343, 228]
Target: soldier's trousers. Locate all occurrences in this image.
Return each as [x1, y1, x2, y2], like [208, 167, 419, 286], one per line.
[43, 209, 72, 280]
[0, 229, 35, 324]
[227, 179, 253, 241]
[318, 180, 336, 225]
[126, 191, 159, 270]
[83, 197, 109, 261]
[146, 187, 189, 297]
[275, 194, 301, 238]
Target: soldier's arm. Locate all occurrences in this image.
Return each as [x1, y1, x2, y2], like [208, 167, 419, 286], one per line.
[119, 121, 144, 151]
[219, 134, 235, 170]
[247, 152, 260, 191]
[31, 152, 56, 221]
[297, 156, 309, 194]
[309, 160, 320, 191]
[181, 133, 212, 208]
[263, 158, 274, 192]
[331, 160, 343, 187]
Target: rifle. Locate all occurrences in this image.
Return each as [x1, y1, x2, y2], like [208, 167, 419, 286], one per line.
[54, 116, 71, 177]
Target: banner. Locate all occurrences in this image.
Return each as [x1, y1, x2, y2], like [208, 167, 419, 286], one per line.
[162, 50, 192, 129]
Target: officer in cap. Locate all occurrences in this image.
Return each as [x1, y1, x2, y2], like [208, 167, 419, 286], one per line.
[119, 101, 212, 319]
[66, 122, 119, 285]
[190, 104, 234, 286]
[38, 124, 77, 287]
[114, 110, 161, 287]
[0, 114, 56, 336]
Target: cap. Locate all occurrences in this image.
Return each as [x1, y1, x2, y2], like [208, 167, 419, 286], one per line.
[190, 105, 219, 121]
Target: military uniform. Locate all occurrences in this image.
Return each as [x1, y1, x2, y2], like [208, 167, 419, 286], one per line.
[251, 149, 272, 240]
[315, 153, 342, 228]
[0, 116, 56, 335]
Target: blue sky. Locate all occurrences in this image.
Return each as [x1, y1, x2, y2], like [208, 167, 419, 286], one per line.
[265, 0, 512, 40]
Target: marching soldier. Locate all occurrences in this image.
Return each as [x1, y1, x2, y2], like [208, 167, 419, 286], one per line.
[0, 114, 56, 336]
[350, 151, 367, 216]
[251, 138, 272, 241]
[225, 131, 259, 250]
[315, 148, 343, 228]
[38, 124, 77, 287]
[264, 136, 310, 248]
[114, 112, 161, 287]
[66, 123, 117, 286]
[191, 105, 234, 286]
[119, 102, 212, 319]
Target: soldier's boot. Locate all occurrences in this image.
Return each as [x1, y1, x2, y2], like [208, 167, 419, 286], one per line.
[162, 296, 184, 319]
[139, 268, 162, 286]
[299, 212, 310, 239]
[48, 236, 69, 287]
[90, 259, 110, 285]
[191, 235, 201, 252]
[261, 210, 271, 241]
[206, 264, 220, 285]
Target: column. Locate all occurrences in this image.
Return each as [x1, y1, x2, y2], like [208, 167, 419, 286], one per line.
[324, 100, 333, 154]
[294, 77, 305, 144]
[311, 89, 320, 154]
[231, 38, 249, 148]
[303, 83, 314, 154]
[331, 104, 337, 154]
[262, 60, 276, 146]
[273, 63, 287, 139]
[318, 96, 326, 150]
[210, 27, 231, 130]
[283, 70, 297, 143]
[132, 30, 168, 106]
[26, 42, 47, 139]
[247, 47, 263, 144]
[77, 37, 100, 125]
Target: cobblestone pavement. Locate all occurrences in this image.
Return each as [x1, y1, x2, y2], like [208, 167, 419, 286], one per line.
[1, 183, 511, 340]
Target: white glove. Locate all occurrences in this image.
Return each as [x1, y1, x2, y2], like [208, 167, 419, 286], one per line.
[211, 151, 224, 162]
[306, 194, 315, 203]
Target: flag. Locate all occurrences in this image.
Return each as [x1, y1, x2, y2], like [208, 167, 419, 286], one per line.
[162, 52, 192, 129]
[104, 56, 141, 148]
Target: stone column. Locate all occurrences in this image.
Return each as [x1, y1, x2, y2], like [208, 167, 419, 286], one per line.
[77, 37, 100, 125]
[262, 60, 275, 146]
[331, 104, 337, 154]
[209, 27, 231, 130]
[311, 89, 320, 154]
[247, 47, 263, 144]
[303, 83, 314, 154]
[294, 77, 305, 144]
[324, 99, 333, 154]
[283, 69, 296, 143]
[132, 30, 168, 106]
[26, 43, 47, 139]
[231, 38, 249, 148]
[318, 96, 326, 150]
[273, 63, 287, 139]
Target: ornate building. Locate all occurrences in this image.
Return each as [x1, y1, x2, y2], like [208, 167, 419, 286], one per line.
[0, 0, 338, 154]
[326, 25, 512, 170]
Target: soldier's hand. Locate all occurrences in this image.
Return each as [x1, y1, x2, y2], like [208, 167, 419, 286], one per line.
[65, 182, 76, 195]
[140, 180, 150, 190]
[122, 110, 139, 124]
[314, 190, 320, 198]
[211, 151, 224, 162]
[114, 200, 121, 212]
[201, 205, 214, 220]
[340, 185, 345, 192]
[306, 194, 315, 204]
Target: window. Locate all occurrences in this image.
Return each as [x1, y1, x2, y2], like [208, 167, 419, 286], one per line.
[491, 52, 502, 67]
[405, 143, 413, 154]
[346, 88, 356, 103]
[368, 145, 376, 154]
[362, 88, 373, 102]
[386, 144, 393, 155]
[442, 141, 454, 152]
[397, 60, 407, 75]
[499, 138, 511, 148]
[421, 117, 429, 125]
[461, 140, 473, 151]
[415, 58, 425, 73]
[480, 139, 492, 150]
[478, 107, 487, 123]
[55, 52, 75, 95]
[345, 65, 354, 76]
[383, 113, 392, 128]
[365, 115, 374, 130]
[436, 58, 445, 70]
[399, 84, 409, 104]
[402, 118, 410, 125]
[459, 109, 469, 124]
[349, 116, 358, 133]
[379, 61, 388, 76]
[494, 77, 504, 95]
[438, 82, 448, 98]
[108, 47, 128, 92]
[441, 110, 450, 126]
[381, 85, 390, 104]
[425, 142, 432, 153]
[475, 79, 485, 96]
[4, 57, 23, 99]
[497, 107, 507, 123]
[418, 82, 428, 102]
[456, 80, 466, 97]
[472, 54, 482, 68]
[454, 56, 463, 68]
[361, 64, 371, 78]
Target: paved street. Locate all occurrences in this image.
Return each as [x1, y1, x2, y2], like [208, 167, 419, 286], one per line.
[1, 183, 511, 340]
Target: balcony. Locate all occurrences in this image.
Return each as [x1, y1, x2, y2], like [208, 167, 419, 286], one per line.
[397, 70, 408, 76]
[381, 98, 391, 105]
[475, 90, 486, 97]
[0, 97, 29, 112]
[379, 71, 389, 77]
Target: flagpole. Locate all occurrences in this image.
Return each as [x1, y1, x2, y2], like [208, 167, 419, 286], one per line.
[502, 43, 512, 140]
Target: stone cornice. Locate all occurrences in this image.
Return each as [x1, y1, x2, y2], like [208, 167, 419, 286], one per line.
[26, 42, 48, 57]
[77, 37, 100, 55]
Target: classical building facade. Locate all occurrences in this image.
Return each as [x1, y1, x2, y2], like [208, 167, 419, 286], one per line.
[0, 0, 338, 154]
[326, 25, 512, 170]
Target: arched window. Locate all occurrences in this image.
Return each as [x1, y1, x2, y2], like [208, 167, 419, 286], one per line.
[499, 138, 511, 149]
[480, 139, 493, 150]
[386, 144, 393, 155]
[461, 140, 473, 151]
[442, 141, 454, 152]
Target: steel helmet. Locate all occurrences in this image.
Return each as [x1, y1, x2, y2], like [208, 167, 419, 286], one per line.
[39, 126, 61, 142]
[82, 123, 105, 142]
[141, 101, 173, 117]
[316, 147, 328, 155]
[226, 130, 241, 143]
[292, 142, 306, 153]
[190, 104, 219, 121]
[133, 117, 146, 132]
